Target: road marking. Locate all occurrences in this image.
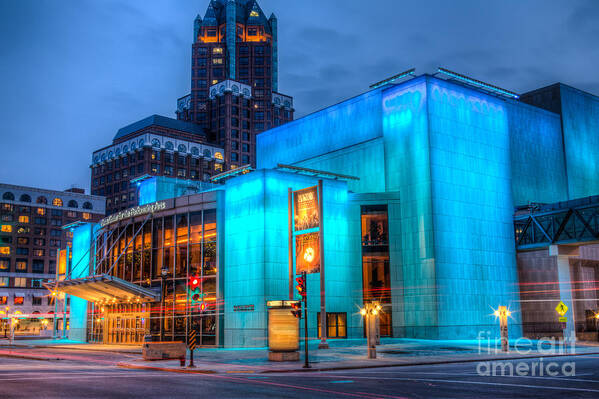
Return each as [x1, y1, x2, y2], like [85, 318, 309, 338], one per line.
[330, 380, 354, 383]
[320, 375, 599, 393]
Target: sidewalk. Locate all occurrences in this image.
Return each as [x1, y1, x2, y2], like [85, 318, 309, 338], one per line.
[117, 338, 599, 374]
[3, 337, 599, 374]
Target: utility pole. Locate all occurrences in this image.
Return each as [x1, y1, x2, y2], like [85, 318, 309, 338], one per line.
[302, 272, 310, 368]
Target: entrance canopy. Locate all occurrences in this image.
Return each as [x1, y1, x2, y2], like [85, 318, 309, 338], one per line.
[47, 275, 160, 304]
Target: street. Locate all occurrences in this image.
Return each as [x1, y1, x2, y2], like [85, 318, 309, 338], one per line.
[1, 348, 599, 398]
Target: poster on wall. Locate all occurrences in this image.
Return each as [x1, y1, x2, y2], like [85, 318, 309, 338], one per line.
[293, 186, 319, 231]
[295, 232, 320, 274]
[58, 249, 67, 281]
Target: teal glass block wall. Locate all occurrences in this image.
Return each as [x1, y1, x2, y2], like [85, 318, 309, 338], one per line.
[560, 85, 599, 199]
[68, 223, 98, 342]
[223, 169, 360, 347]
[257, 89, 384, 171]
[425, 78, 522, 339]
[506, 101, 567, 205]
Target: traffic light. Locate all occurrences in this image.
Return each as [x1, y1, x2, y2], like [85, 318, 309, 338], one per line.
[295, 276, 306, 299]
[199, 302, 207, 313]
[189, 276, 201, 290]
[290, 301, 302, 319]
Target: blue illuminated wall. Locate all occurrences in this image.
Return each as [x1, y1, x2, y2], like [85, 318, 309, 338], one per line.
[68, 223, 99, 342]
[223, 169, 360, 347]
[506, 101, 567, 205]
[560, 85, 599, 199]
[138, 176, 218, 205]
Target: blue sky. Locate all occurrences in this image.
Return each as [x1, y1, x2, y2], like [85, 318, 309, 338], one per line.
[1, 0, 598, 192]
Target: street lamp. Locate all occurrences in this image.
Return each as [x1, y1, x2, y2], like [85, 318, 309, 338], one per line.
[360, 302, 382, 359]
[160, 266, 168, 342]
[494, 306, 511, 352]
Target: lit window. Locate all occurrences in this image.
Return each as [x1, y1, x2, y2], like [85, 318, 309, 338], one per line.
[15, 277, 27, 287]
[37, 208, 45, 215]
[0, 277, 8, 287]
[214, 152, 223, 160]
[18, 215, 29, 223]
[212, 58, 223, 65]
[214, 164, 223, 172]
[0, 247, 9, 255]
[213, 47, 223, 54]
[177, 169, 186, 178]
[16, 260, 26, 271]
[212, 79, 218, 85]
[1, 225, 11, 233]
[52, 198, 63, 207]
[34, 249, 45, 257]
[14, 296, 24, 305]
[250, 10, 259, 17]
[83, 213, 91, 220]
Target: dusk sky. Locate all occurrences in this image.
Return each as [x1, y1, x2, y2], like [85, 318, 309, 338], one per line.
[1, 0, 598, 192]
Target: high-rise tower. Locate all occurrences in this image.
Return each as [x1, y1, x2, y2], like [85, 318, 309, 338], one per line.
[176, 0, 294, 170]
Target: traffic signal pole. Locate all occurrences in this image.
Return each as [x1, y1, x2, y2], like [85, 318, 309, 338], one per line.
[302, 271, 310, 368]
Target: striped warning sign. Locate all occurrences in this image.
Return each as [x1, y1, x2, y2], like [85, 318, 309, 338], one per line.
[188, 329, 197, 350]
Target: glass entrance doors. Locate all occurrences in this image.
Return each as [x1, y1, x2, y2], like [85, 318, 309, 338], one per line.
[89, 303, 149, 344]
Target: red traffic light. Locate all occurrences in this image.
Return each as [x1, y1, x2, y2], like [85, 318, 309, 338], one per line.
[290, 301, 302, 319]
[189, 276, 201, 290]
[295, 276, 306, 298]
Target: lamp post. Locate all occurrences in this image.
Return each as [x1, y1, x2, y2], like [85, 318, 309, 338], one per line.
[360, 302, 382, 359]
[160, 266, 168, 342]
[494, 306, 511, 352]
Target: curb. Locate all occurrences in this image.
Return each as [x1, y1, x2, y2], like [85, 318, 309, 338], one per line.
[116, 350, 599, 375]
[0, 344, 141, 355]
[258, 350, 599, 373]
[117, 362, 216, 374]
[0, 353, 63, 361]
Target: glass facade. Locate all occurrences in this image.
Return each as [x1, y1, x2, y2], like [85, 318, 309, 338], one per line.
[88, 208, 220, 346]
[361, 205, 392, 337]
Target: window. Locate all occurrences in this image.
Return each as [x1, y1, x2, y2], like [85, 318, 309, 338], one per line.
[31, 279, 43, 288]
[0, 258, 8, 271]
[19, 194, 31, 202]
[15, 277, 27, 287]
[33, 249, 44, 257]
[248, 27, 257, 36]
[50, 229, 61, 237]
[212, 47, 223, 54]
[0, 236, 11, 244]
[16, 260, 27, 272]
[212, 58, 223, 65]
[317, 312, 347, 339]
[52, 198, 63, 207]
[1, 225, 12, 233]
[34, 217, 47, 225]
[177, 169, 186, 178]
[34, 238, 45, 246]
[32, 260, 44, 274]
[14, 296, 24, 305]
[242, 143, 250, 153]
[242, 155, 250, 164]
[83, 213, 91, 220]
[151, 151, 161, 161]
[18, 215, 29, 223]
[137, 164, 144, 173]
[67, 200, 78, 208]
[17, 237, 29, 245]
[35, 228, 46, 236]
[0, 247, 10, 255]
[0, 277, 8, 287]
[32, 296, 42, 306]
[66, 211, 77, 218]
[0, 295, 6, 304]
[231, 141, 239, 150]
[19, 206, 30, 213]
[37, 196, 48, 204]
[82, 202, 93, 210]
[164, 166, 173, 176]
[231, 153, 239, 162]
[51, 209, 62, 217]
[37, 208, 45, 215]
[1, 214, 13, 222]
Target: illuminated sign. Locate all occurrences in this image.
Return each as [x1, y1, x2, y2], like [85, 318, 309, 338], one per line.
[58, 249, 67, 278]
[233, 305, 255, 312]
[293, 186, 319, 231]
[295, 232, 320, 274]
[100, 201, 167, 227]
[268, 308, 299, 352]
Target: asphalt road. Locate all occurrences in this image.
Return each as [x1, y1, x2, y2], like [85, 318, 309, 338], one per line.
[1, 351, 599, 398]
